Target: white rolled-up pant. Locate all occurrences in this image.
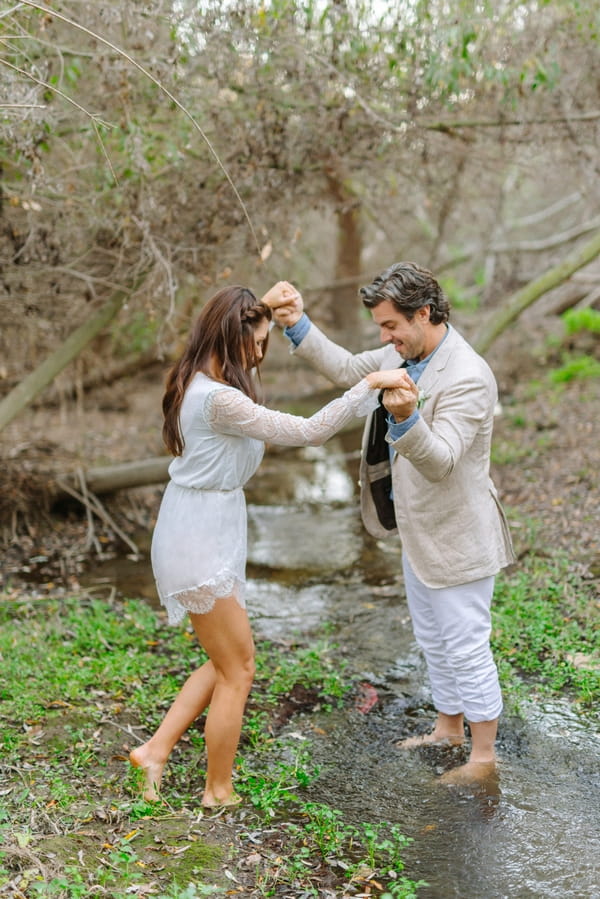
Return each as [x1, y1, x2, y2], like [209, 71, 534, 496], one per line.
[402, 553, 503, 723]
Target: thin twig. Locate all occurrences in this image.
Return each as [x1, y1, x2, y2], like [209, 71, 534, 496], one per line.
[77, 466, 101, 555]
[575, 284, 600, 309]
[91, 116, 118, 185]
[98, 717, 150, 737]
[44, 267, 131, 294]
[0, 765, 61, 834]
[132, 215, 177, 318]
[421, 111, 600, 130]
[0, 52, 112, 127]
[0, 844, 51, 880]
[0, 5, 24, 19]
[54, 478, 140, 557]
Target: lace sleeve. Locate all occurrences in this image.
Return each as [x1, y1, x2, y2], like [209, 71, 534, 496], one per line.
[205, 380, 378, 447]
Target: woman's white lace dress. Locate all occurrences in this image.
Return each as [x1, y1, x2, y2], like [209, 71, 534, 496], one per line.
[151, 372, 376, 624]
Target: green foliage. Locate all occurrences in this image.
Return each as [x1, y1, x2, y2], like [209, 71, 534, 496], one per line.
[111, 309, 160, 356]
[0, 597, 201, 750]
[562, 307, 600, 335]
[549, 354, 600, 383]
[255, 638, 350, 706]
[439, 275, 480, 311]
[274, 802, 426, 897]
[492, 552, 600, 708]
[155, 886, 226, 899]
[520, 58, 562, 92]
[236, 743, 318, 815]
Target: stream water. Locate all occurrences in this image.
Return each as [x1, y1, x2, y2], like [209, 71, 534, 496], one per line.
[84, 431, 600, 898]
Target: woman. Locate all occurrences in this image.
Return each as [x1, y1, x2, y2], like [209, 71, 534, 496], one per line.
[130, 283, 409, 808]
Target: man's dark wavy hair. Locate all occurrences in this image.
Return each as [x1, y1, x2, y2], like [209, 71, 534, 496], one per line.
[360, 261, 450, 325]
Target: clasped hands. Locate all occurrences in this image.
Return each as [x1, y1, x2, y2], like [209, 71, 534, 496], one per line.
[261, 280, 304, 328]
[365, 370, 418, 422]
[261, 281, 418, 422]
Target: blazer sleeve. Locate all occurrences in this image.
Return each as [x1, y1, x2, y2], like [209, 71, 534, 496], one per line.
[291, 321, 391, 388]
[387, 368, 497, 482]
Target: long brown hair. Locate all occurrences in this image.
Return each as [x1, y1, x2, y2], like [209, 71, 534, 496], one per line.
[162, 285, 272, 456]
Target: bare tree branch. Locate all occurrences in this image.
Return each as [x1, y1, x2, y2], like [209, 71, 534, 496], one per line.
[473, 229, 600, 354]
[493, 215, 600, 253]
[509, 192, 581, 229]
[422, 111, 600, 131]
[0, 283, 142, 432]
[17, 0, 264, 259]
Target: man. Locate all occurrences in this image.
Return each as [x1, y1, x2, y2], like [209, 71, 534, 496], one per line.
[264, 262, 515, 786]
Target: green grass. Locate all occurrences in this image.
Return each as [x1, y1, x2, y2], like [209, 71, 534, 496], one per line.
[491, 437, 535, 466]
[255, 638, 349, 706]
[492, 552, 600, 709]
[0, 594, 421, 898]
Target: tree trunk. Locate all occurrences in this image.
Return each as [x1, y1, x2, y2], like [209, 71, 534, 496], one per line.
[0, 285, 137, 432]
[324, 167, 363, 341]
[53, 456, 170, 501]
[473, 229, 600, 355]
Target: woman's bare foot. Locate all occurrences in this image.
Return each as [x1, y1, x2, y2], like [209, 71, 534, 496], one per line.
[397, 731, 464, 749]
[439, 759, 498, 787]
[129, 746, 165, 802]
[201, 790, 242, 810]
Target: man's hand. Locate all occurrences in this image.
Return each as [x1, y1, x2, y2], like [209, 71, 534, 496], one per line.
[382, 383, 419, 423]
[260, 281, 304, 328]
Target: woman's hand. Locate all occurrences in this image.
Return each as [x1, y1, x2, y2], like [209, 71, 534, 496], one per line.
[260, 281, 304, 327]
[365, 369, 415, 390]
[364, 370, 419, 422]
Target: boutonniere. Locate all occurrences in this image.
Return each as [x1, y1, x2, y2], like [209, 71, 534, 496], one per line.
[416, 388, 431, 410]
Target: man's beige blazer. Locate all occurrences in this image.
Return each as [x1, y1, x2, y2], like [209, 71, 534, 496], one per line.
[290, 322, 515, 589]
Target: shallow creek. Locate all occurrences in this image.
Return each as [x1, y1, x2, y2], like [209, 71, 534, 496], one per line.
[85, 432, 600, 898]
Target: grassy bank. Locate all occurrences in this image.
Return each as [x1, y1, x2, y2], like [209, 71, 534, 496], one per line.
[0, 595, 423, 898]
[492, 538, 600, 712]
[1, 531, 598, 898]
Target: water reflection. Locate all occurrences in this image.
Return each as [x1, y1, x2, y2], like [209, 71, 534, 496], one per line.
[247, 504, 362, 574]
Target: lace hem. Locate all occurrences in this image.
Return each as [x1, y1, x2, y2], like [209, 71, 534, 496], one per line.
[161, 577, 246, 625]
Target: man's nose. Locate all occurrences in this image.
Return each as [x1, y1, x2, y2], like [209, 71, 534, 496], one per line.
[380, 327, 391, 342]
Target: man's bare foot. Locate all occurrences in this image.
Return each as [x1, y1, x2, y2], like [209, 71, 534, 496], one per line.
[439, 759, 498, 787]
[397, 731, 464, 749]
[129, 746, 165, 802]
[201, 790, 242, 810]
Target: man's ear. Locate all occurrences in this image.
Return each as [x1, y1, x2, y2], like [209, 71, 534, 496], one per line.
[417, 304, 431, 322]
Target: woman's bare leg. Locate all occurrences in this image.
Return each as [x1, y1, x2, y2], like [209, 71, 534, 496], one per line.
[190, 597, 255, 807]
[130, 594, 254, 805]
[130, 659, 217, 800]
